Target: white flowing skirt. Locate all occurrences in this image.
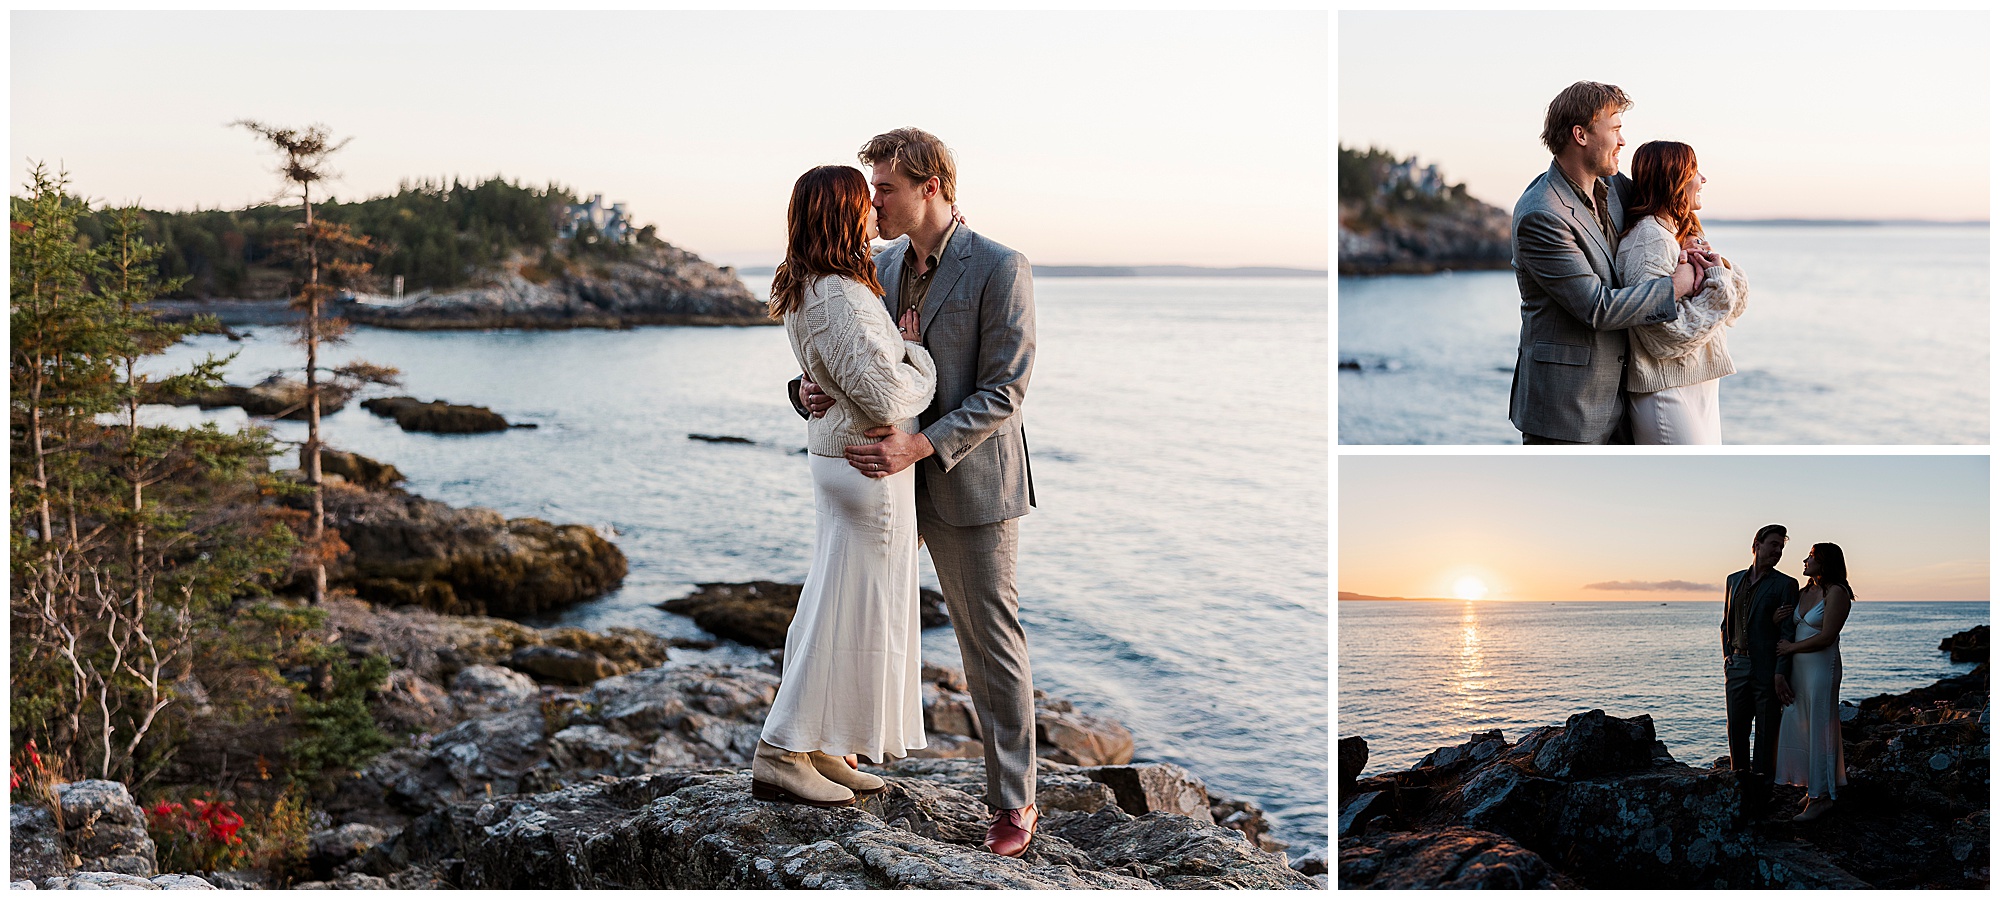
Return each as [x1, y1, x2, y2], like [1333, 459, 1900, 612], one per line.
[1775, 647, 1846, 798]
[1628, 378, 1721, 445]
[759, 453, 927, 761]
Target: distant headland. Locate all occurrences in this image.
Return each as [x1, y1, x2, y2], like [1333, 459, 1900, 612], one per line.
[1339, 592, 1456, 602]
[1337, 145, 1511, 277]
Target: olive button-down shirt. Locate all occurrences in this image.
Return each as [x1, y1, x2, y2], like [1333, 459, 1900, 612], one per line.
[897, 219, 958, 320]
[1561, 171, 1618, 258]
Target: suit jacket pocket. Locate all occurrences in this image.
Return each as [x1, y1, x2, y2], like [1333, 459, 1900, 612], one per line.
[1532, 341, 1591, 366]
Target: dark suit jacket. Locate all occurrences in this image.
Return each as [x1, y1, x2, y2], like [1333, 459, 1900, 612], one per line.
[1722, 567, 1798, 681]
[1508, 162, 1680, 442]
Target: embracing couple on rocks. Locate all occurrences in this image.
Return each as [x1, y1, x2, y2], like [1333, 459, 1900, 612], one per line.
[1724, 524, 1856, 825]
[755, 127, 1041, 858]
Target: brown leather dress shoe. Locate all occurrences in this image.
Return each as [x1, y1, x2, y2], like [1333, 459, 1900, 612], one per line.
[984, 803, 1038, 858]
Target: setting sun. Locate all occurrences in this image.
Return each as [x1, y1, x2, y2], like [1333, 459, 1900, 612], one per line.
[1453, 576, 1489, 601]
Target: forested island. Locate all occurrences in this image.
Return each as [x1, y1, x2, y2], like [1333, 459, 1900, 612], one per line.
[1337, 145, 1511, 276]
[59, 175, 766, 329]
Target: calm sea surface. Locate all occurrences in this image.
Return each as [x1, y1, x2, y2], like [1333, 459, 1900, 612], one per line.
[148, 276, 1330, 849]
[1338, 600, 1987, 775]
[1338, 224, 1990, 444]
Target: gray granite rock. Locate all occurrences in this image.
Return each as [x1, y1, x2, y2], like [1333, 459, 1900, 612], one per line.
[1078, 763, 1214, 823]
[51, 782, 155, 877]
[10, 804, 70, 884]
[359, 763, 1308, 889]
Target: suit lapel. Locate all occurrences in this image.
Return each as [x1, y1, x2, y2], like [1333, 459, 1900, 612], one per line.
[1549, 163, 1613, 270]
[919, 227, 972, 337]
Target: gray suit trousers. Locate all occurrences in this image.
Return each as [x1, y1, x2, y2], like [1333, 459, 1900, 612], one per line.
[917, 488, 1035, 809]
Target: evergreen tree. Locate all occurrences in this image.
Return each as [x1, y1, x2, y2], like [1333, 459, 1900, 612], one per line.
[10, 167, 299, 783]
[234, 121, 399, 610]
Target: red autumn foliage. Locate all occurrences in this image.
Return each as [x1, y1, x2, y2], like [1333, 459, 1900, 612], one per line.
[147, 796, 250, 871]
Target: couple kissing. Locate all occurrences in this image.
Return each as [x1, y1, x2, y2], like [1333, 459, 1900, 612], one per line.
[762, 127, 1041, 858]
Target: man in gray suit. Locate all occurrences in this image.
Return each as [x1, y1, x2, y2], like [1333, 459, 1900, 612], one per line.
[1510, 81, 1715, 444]
[1722, 523, 1798, 822]
[792, 127, 1040, 856]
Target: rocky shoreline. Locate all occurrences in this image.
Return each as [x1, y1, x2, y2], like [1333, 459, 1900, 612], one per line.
[12, 600, 1318, 889]
[1337, 146, 1511, 277]
[11, 452, 1322, 890]
[1336, 640, 1989, 889]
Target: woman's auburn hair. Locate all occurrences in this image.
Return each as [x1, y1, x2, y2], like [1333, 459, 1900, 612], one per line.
[1623, 140, 1703, 245]
[768, 165, 886, 319]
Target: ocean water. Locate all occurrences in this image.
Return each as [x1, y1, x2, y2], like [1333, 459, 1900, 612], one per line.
[1338, 224, 1990, 444]
[145, 275, 1330, 849]
[1337, 600, 1987, 775]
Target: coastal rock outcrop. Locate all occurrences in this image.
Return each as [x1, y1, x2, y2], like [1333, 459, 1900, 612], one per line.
[1337, 146, 1510, 276]
[1339, 826, 1568, 889]
[161, 374, 352, 420]
[320, 481, 626, 618]
[341, 244, 770, 330]
[1340, 649, 1989, 889]
[328, 656, 1139, 830]
[341, 760, 1311, 889]
[360, 397, 513, 434]
[316, 448, 404, 489]
[660, 581, 949, 647]
[1939, 625, 1989, 663]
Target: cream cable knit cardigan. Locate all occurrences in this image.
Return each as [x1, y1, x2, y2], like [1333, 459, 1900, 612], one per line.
[1615, 215, 1751, 394]
[786, 274, 937, 457]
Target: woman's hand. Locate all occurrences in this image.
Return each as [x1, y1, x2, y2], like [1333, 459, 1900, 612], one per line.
[1684, 236, 1730, 269]
[898, 308, 922, 344]
[1773, 603, 1794, 625]
[1776, 639, 1798, 656]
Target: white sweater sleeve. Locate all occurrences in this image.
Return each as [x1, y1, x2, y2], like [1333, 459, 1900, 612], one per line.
[802, 277, 936, 425]
[1634, 263, 1749, 360]
[1618, 224, 1750, 361]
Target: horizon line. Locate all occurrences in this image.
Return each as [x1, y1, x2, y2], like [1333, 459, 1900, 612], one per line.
[1338, 593, 1990, 603]
[1702, 217, 1990, 227]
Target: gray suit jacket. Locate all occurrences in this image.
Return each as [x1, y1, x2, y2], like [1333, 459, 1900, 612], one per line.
[875, 226, 1036, 527]
[1508, 161, 1679, 442]
[1722, 567, 1797, 682]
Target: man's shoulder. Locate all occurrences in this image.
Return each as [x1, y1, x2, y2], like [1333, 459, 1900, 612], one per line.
[959, 228, 1027, 267]
[1513, 169, 1559, 216]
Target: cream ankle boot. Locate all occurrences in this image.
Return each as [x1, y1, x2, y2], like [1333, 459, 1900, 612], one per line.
[752, 741, 854, 807]
[809, 751, 887, 795]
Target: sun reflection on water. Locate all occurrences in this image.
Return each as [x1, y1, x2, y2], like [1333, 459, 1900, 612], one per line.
[1452, 600, 1487, 715]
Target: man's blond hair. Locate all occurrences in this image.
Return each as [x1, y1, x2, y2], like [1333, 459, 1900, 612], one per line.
[1540, 81, 1632, 156]
[858, 127, 957, 203]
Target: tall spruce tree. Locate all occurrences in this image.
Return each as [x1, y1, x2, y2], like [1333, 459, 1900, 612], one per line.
[233, 121, 398, 606]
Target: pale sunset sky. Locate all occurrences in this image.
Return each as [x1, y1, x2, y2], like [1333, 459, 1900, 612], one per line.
[1339, 456, 1989, 603]
[10, 10, 1327, 270]
[1340, 11, 1989, 222]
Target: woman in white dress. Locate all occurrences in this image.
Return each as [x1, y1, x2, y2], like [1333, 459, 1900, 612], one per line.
[1775, 542, 1853, 822]
[1614, 141, 1750, 444]
[752, 165, 937, 807]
